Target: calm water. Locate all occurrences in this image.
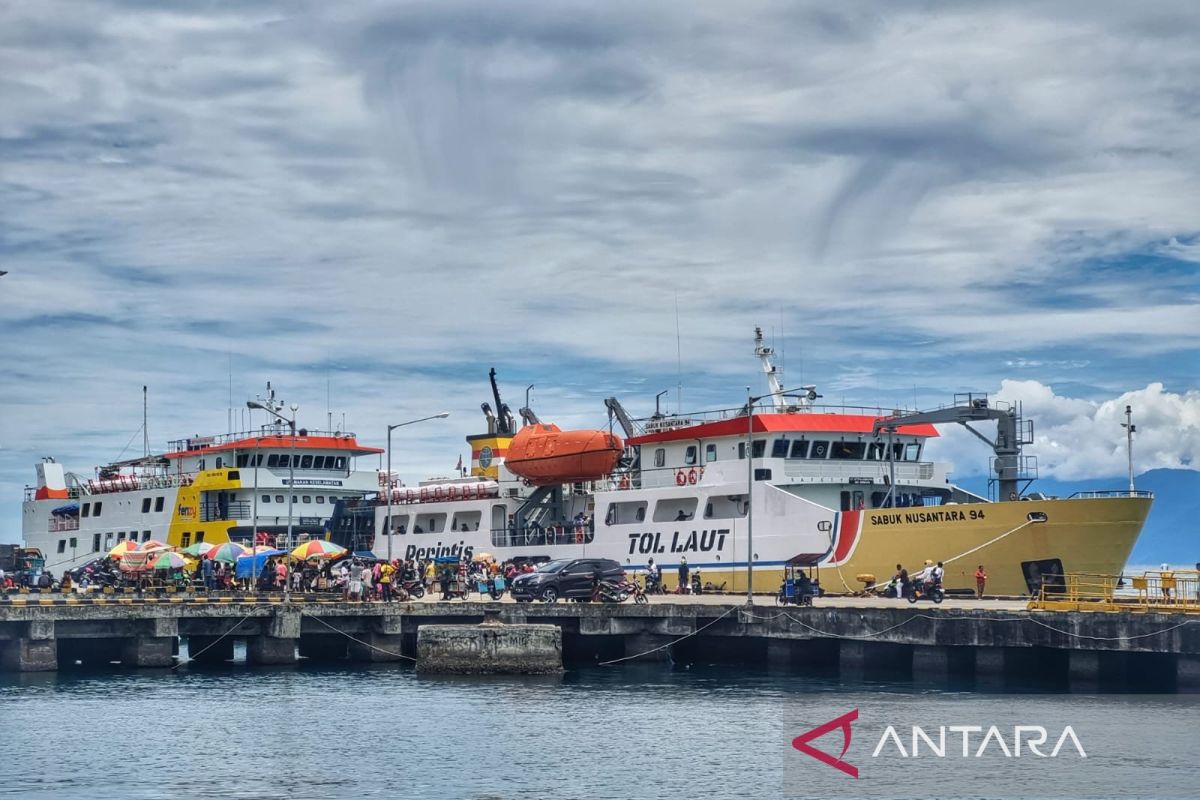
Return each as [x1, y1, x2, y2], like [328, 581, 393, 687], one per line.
[0, 660, 1193, 800]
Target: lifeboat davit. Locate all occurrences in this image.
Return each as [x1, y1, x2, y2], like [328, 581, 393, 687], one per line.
[505, 424, 624, 485]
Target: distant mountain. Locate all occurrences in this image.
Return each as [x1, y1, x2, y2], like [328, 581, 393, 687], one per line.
[957, 468, 1199, 564]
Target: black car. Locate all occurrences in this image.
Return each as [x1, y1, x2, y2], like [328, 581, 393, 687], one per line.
[509, 558, 624, 603]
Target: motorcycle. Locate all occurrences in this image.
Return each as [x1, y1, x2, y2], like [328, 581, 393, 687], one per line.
[644, 573, 668, 595]
[905, 578, 945, 604]
[690, 572, 703, 595]
[399, 578, 425, 599]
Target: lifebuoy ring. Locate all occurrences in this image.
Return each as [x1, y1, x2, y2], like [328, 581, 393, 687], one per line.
[675, 471, 687, 486]
[687, 469, 698, 485]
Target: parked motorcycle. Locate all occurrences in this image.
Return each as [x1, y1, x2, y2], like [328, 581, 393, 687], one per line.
[399, 578, 425, 599]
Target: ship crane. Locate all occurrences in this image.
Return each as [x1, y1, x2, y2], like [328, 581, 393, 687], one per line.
[872, 394, 1035, 502]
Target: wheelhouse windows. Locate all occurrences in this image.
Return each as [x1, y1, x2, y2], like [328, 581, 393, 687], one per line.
[751, 440, 766, 458]
[904, 442, 922, 461]
[313, 456, 326, 469]
[300, 455, 313, 469]
[771, 439, 788, 458]
[141, 498, 152, 513]
[277, 455, 290, 469]
[154, 496, 164, 512]
[831, 441, 866, 460]
[684, 445, 698, 466]
[82, 502, 91, 518]
[705, 443, 717, 462]
[866, 442, 885, 460]
[809, 441, 829, 459]
[654, 448, 666, 468]
[789, 440, 809, 459]
[334, 457, 346, 470]
[267, 454, 280, 468]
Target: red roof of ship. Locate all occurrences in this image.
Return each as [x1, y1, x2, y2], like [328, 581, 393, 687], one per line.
[164, 435, 383, 460]
[627, 413, 938, 446]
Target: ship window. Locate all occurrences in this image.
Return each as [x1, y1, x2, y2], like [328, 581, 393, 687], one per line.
[607, 501, 647, 525]
[142, 531, 151, 542]
[789, 440, 809, 459]
[866, 442, 885, 460]
[809, 441, 829, 459]
[705, 443, 717, 462]
[684, 446, 697, 466]
[117, 531, 126, 542]
[904, 443, 921, 461]
[301, 455, 313, 469]
[738, 443, 745, 459]
[195, 531, 205, 543]
[69, 537, 77, 549]
[275, 495, 284, 504]
[831, 441, 866, 460]
[92, 534, 101, 552]
[155, 496, 164, 512]
[236, 454, 248, 468]
[316, 496, 325, 504]
[387, 514, 410, 535]
[771, 439, 788, 458]
[277, 455, 290, 469]
[302, 496, 311, 504]
[93, 501, 103, 516]
[313, 456, 326, 469]
[414, 513, 447, 534]
[751, 440, 766, 458]
[141, 498, 152, 513]
[452, 510, 482, 532]
[57, 539, 66, 554]
[335, 457, 346, 470]
[104, 532, 113, 546]
[262, 495, 271, 504]
[654, 448, 666, 468]
[653, 497, 698, 523]
[82, 503, 91, 518]
[267, 454, 280, 468]
[215, 457, 223, 469]
[293, 495, 299, 504]
[181, 532, 191, 548]
[704, 494, 747, 519]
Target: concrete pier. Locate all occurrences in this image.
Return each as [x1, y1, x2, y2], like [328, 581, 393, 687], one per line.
[0, 598, 1197, 689]
[417, 624, 562, 674]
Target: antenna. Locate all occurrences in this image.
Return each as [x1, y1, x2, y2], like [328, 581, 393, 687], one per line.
[1122, 405, 1136, 496]
[227, 353, 233, 435]
[143, 386, 148, 459]
[327, 374, 332, 432]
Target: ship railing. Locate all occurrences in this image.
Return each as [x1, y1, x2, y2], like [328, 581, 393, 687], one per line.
[1029, 570, 1200, 614]
[783, 460, 934, 482]
[48, 517, 80, 532]
[632, 401, 923, 429]
[86, 472, 197, 494]
[1067, 490, 1155, 500]
[200, 500, 252, 522]
[166, 428, 358, 453]
[489, 526, 595, 548]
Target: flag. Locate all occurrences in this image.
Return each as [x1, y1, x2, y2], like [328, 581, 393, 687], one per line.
[456, 454, 463, 474]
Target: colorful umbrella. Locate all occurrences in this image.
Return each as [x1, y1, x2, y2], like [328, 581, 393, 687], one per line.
[290, 540, 346, 560]
[107, 540, 140, 559]
[471, 552, 494, 562]
[250, 545, 285, 555]
[148, 552, 187, 570]
[206, 542, 250, 562]
[139, 539, 170, 552]
[182, 542, 214, 557]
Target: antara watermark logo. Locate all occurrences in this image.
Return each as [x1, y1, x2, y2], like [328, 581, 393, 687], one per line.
[792, 709, 1086, 778]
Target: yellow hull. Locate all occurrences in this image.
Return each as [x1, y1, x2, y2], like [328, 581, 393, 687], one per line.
[684, 497, 1152, 597]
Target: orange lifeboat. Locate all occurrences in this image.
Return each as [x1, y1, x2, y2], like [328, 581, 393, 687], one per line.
[505, 424, 624, 485]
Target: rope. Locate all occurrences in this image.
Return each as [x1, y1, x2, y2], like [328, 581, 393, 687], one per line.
[743, 608, 1200, 643]
[299, 610, 417, 661]
[598, 605, 740, 666]
[173, 614, 252, 669]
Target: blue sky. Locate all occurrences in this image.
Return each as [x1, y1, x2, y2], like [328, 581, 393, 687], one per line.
[2, 1, 1199, 539]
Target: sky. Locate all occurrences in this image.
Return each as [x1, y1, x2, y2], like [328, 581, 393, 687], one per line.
[2, 0, 1199, 539]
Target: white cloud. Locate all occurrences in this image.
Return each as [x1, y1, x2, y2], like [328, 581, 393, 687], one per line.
[927, 381, 1200, 481]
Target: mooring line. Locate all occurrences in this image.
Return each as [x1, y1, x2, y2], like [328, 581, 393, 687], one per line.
[597, 605, 741, 666]
[299, 610, 417, 661]
[172, 614, 252, 669]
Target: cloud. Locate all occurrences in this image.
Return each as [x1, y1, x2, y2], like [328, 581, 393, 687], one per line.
[2, 0, 1200, 534]
[927, 380, 1200, 481]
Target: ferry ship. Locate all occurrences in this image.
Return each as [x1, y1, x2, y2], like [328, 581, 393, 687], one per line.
[21, 385, 382, 574]
[362, 330, 1152, 597]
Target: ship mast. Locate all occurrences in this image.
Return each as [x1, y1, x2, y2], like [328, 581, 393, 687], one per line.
[753, 327, 819, 412]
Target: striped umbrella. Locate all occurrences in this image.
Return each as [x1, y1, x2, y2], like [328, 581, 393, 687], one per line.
[148, 552, 187, 570]
[290, 540, 346, 560]
[107, 540, 140, 559]
[206, 542, 250, 563]
[139, 539, 170, 552]
[182, 542, 215, 557]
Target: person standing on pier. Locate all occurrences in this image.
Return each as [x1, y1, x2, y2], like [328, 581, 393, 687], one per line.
[678, 558, 689, 593]
[975, 565, 987, 598]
